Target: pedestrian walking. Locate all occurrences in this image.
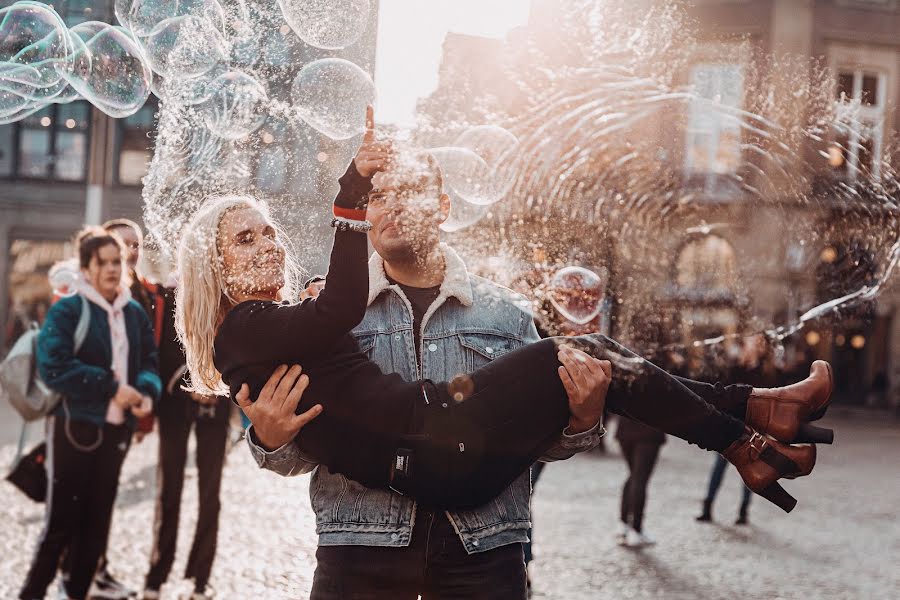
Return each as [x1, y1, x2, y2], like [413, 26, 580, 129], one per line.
[615, 415, 665, 547]
[20, 227, 160, 600]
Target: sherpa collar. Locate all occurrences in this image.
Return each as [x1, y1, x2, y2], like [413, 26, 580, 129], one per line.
[367, 243, 474, 308]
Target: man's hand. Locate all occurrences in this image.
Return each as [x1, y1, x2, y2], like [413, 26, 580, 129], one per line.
[235, 364, 322, 452]
[353, 105, 391, 178]
[557, 345, 611, 434]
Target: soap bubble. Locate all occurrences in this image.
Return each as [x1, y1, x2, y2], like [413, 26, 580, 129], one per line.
[453, 125, 519, 204]
[440, 188, 490, 233]
[292, 58, 375, 140]
[144, 15, 226, 79]
[49, 261, 80, 298]
[201, 70, 267, 140]
[63, 21, 151, 118]
[548, 266, 606, 325]
[428, 147, 505, 206]
[454, 125, 518, 167]
[278, 0, 370, 50]
[114, 0, 225, 38]
[0, 2, 72, 89]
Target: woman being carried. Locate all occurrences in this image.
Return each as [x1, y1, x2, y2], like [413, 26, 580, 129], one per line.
[176, 114, 833, 513]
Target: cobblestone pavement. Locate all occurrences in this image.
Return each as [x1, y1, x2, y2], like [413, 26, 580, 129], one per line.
[2, 408, 898, 600]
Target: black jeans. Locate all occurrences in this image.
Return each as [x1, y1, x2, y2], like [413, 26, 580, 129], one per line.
[390, 335, 749, 509]
[618, 440, 662, 533]
[20, 417, 131, 600]
[310, 508, 527, 599]
[145, 391, 230, 593]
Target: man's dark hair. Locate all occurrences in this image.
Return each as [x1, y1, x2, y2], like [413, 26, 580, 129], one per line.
[76, 225, 126, 270]
[102, 218, 143, 245]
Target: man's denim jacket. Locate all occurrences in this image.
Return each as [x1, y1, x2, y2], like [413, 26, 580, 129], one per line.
[247, 244, 603, 554]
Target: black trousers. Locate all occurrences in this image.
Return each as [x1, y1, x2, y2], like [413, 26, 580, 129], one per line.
[618, 440, 662, 533]
[145, 391, 230, 592]
[20, 417, 131, 600]
[310, 508, 527, 600]
[387, 335, 749, 509]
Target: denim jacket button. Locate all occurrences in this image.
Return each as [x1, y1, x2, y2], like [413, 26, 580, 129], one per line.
[390, 533, 399, 541]
[428, 343, 438, 352]
[486, 347, 494, 354]
[394, 335, 401, 340]
[472, 540, 480, 547]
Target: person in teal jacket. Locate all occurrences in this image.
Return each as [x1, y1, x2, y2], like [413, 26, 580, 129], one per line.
[20, 227, 161, 600]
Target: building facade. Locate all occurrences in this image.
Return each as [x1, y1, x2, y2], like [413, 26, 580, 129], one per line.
[420, 0, 900, 409]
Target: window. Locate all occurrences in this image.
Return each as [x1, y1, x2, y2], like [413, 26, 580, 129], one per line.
[116, 98, 157, 185]
[676, 235, 738, 294]
[830, 69, 886, 181]
[685, 64, 745, 193]
[6, 102, 90, 181]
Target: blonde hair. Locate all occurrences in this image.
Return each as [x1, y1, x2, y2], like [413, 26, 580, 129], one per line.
[175, 195, 303, 396]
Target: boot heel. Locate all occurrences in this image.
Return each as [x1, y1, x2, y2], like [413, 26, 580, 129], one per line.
[758, 482, 797, 513]
[795, 423, 834, 444]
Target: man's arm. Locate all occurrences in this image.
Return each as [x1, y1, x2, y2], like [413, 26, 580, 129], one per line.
[245, 425, 319, 477]
[235, 365, 323, 475]
[520, 318, 608, 462]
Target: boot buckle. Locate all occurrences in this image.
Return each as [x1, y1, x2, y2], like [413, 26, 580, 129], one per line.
[748, 431, 768, 456]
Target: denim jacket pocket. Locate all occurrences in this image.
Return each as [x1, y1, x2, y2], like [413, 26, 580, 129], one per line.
[458, 332, 521, 372]
[355, 334, 377, 357]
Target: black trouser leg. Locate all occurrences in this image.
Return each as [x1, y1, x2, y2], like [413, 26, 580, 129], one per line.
[621, 442, 660, 533]
[422, 513, 527, 600]
[146, 391, 192, 591]
[397, 334, 747, 509]
[310, 509, 428, 600]
[64, 423, 131, 599]
[184, 397, 230, 592]
[20, 417, 89, 600]
[619, 441, 637, 525]
[673, 376, 753, 422]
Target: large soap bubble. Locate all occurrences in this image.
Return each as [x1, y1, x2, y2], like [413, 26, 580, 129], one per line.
[548, 266, 606, 325]
[201, 70, 267, 140]
[278, 0, 370, 50]
[144, 15, 226, 79]
[440, 189, 490, 233]
[454, 125, 519, 167]
[292, 58, 375, 140]
[428, 146, 506, 206]
[0, 1, 72, 89]
[114, 0, 225, 38]
[63, 21, 151, 118]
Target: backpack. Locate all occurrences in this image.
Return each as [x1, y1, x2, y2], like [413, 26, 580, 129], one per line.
[0, 295, 91, 421]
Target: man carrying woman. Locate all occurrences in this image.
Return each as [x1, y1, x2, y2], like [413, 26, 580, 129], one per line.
[174, 109, 834, 595]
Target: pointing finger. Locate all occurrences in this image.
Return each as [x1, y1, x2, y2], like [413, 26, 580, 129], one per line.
[364, 104, 375, 142]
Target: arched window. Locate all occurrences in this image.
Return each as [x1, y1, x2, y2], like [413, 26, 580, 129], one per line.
[675, 234, 738, 295]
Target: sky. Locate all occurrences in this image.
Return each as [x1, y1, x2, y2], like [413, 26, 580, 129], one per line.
[374, 0, 532, 127]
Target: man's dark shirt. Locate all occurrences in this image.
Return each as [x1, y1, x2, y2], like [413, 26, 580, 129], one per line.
[388, 276, 441, 361]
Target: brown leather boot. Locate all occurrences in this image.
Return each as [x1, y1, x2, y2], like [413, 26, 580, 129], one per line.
[722, 427, 816, 513]
[745, 360, 834, 444]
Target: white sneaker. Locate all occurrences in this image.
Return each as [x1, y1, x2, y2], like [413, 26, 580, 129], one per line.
[625, 529, 656, 548]
[88, 570, 136, 599]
